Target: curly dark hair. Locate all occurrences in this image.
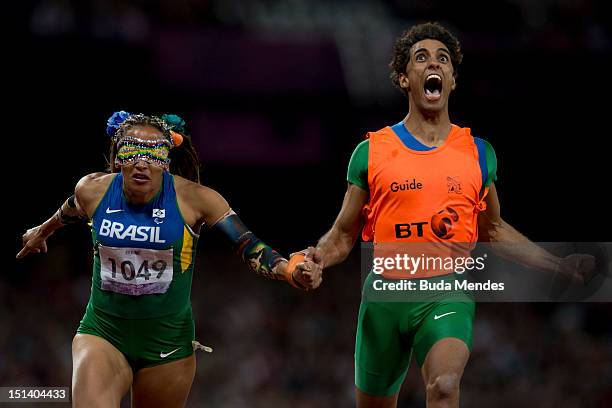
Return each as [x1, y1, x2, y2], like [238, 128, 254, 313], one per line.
[389, 22, 463, 93]
[108, 114, 201, 184]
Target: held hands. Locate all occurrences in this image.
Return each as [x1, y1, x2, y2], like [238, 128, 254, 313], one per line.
[16, 225, 51, 259]
[286, 247, 323, 290]
[555, 253, 596, 284]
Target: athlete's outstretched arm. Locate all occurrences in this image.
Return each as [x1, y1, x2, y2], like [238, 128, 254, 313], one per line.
[311, 183, 368, 269]
[16, 173, 108, 259]
[478, 182, 595, 282]
[176, 178, 320, 289]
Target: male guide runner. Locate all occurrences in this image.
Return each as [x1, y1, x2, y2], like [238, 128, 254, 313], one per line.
[298, 23, 594, 408]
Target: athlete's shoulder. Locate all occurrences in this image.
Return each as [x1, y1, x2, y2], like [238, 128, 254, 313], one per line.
[364, 125, 393, 140]
[74, 172, 116, 215]
[173, 175, 229, 221]
[454, 123, 496, 151]
[81, 172, 115, 182]
[347, 139, 370, 191]
[352, 138, 370, 153]
[80, 171, 112, 181]
[471, 136, 498, 186]
[76, 172, 115, 195]
[472, 136, 497, 160]
[172, 174, 205, 197]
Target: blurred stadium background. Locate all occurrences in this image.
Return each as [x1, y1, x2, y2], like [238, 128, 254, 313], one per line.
[9, 0, 612, 406]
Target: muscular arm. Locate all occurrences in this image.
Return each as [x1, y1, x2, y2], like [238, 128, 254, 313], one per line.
[175, 177, 309, 288]
[42, 194, 88, 235]
[478, 182, 561, 273]
[314, 183, 368, 268]
[212, 210, 291, 281]
[17, 173, 111, 258]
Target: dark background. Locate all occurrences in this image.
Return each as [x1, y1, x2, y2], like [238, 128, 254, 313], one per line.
[8, 0, 612, 407]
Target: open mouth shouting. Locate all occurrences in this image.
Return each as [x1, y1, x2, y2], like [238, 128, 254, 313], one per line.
[424, 73, 442, 102]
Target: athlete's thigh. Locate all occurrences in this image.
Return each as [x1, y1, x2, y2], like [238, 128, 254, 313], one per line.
[412, 300, 475, 367]
[413, 300, 474, 386]
[72, 333, 133, 408]
[355, 300, 412, 398]
[131, 354, 196, 408]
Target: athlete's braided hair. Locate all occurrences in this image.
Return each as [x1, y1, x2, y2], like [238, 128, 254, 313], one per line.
[390, 22, 463, 93]
[108, 114, 201, 184]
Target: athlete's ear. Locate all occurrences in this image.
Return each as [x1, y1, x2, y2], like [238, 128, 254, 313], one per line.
[450, 74, 456, 91]
[399, 73, 410, 91]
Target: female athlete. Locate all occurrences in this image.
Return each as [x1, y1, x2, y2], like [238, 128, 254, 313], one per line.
[17, 111, 321, 407]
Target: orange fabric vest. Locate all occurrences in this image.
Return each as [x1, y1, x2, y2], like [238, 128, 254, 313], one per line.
[363, 124, 488, 279]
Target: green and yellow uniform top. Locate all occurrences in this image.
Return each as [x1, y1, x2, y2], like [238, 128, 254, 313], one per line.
[89, 172, 198, 318]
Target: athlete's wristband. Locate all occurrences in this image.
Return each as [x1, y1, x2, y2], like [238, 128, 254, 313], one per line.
[284, 253, 308, 290]
[214, 210, 288, 281]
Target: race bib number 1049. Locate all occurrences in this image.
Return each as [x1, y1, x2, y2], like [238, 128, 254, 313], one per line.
[99, 245, 174, 296]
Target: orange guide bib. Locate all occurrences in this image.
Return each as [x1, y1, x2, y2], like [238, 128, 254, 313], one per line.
[363, 125, 488, 279]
